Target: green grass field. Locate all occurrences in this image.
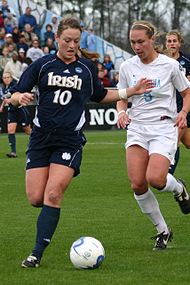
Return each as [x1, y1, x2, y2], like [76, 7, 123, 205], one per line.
[0, 130, 190, 285]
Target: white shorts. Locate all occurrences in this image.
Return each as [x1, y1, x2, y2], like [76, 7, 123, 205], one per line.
[125, 122, 178, 163]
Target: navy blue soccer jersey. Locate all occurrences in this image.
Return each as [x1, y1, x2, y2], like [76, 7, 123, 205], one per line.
[176, 52, 190, 112]
[11, 54, 108, 132]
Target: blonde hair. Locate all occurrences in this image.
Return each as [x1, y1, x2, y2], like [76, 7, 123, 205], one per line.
[131, 20, 156, 38]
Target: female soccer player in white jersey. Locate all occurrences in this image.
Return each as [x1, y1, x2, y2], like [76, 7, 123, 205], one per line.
[117, 20, 190, 251]
[10, 16, 153, 268]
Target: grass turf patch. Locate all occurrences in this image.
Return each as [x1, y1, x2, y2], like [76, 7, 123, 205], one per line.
[0, 130, 189, 285]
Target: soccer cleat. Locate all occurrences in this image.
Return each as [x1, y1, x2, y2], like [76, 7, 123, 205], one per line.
[175, 179, 190, 214]
[21, 255, 40, 268]
[152, 229, 173, 251]
[6, 152, 17, 158]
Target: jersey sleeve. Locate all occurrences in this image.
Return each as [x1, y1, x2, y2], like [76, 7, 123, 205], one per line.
[117, 61, 129, 89]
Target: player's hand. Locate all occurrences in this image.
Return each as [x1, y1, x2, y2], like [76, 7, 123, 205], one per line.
[133, 78, 155, 95]
[117, 111, 131, 129]
[174, 111, 187, 129]
[18, 93, 34, 106]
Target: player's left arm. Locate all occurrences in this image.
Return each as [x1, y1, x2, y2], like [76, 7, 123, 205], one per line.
[175, 87, 190, 128]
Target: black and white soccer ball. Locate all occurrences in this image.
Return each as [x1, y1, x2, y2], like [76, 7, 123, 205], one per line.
[70, 236, 105, 269]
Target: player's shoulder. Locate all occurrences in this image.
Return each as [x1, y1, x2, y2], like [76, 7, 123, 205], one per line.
[77, 56, 97, 73]
[33, 53, 57, 66]
[179, 52, 190, 63]
[120, 55, 138, 68]
[158, 53, 179, 66]
[78, 56, 94, 67]
[120, 55, 140, 70]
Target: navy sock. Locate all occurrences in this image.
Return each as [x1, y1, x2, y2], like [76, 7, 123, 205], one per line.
[8, 134, 16, 153]
[169, 147, 180, 175]
[32, 205, 60, 259]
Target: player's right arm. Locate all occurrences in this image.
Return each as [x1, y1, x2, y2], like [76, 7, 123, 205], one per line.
[116, 100, 130, 129]
[11, 92, 34, 106]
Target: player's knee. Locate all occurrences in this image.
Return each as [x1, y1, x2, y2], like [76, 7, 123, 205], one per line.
[181, 137, 190, 149]
[131, 181, 147, 194]
[27, 193, 43, 207]
[46, 191, 63, 206]
[146, 175, 165, 190]
[184, 143, 190, 149]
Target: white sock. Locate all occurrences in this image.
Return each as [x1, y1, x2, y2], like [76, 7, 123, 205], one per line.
[134, 189, 169, 234]
[160, 173, 183, 195]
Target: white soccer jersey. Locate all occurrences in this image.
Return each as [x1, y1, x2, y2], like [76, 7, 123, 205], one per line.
[118, 54, 190, 123]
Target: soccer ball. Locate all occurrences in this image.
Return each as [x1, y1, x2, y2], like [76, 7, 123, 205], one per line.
[70, 236, 105, 269]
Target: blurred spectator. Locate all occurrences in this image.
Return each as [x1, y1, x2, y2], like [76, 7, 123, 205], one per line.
[44, 37, 56, 54]
[0, 27, 6, 51]
[7, 43, 16, 58]
[16, 34, 28, 53]
[3, 33, 17, 50]
[103, 54, 115, 78]
[0, 0, 10, 19]
[18, 47, 26, 62]
[21, 23, 38, 47]
[26, 39, 44, 62]
[97, 62, 111, 87]
[51, 15, 59, 34]
[0, 46, 10, 80]
[109, 71, 119, 87]
[21, 57, 32, 74]
[4, 51, 23, 81]
[18, 48, 32, 73]
[80, 21, 88, 49]
[87, 28, 96, 52]
[0, 10, 4, 27]
[43, 45, 50, 55]
[4, 12, 18, 33]
[12, 26, 20, 44]
[44, 23, 55, 43]
[19, 6, 37, 33]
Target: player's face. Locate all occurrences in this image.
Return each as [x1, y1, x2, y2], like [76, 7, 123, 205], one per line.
[165, 35, 181, 54]
[56, 28, 81, 63]
[130, 29, 155, 63]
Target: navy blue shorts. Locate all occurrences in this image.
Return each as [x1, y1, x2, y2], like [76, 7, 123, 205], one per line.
[8, 106, 31, 127]
[26, 127, 86, 176]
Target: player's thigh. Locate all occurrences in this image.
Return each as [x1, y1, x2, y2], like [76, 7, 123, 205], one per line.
[146, 154, 170, 187]
[181, 127, 190, 149]
[26, 167, 49, 204]
[43, 163, 75, 206]
[7, 122, 17, 133]
[126, 145, 149, 188]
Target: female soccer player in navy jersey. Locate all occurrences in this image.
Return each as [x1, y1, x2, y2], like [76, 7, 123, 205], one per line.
[165, 30, 190, 174]
[0, 72, 31, 158]
[10, 16, 153, 268]
[117, 20, 190, 251]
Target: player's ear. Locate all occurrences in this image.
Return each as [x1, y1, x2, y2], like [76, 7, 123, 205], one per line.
[55, 33, 59, 43]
